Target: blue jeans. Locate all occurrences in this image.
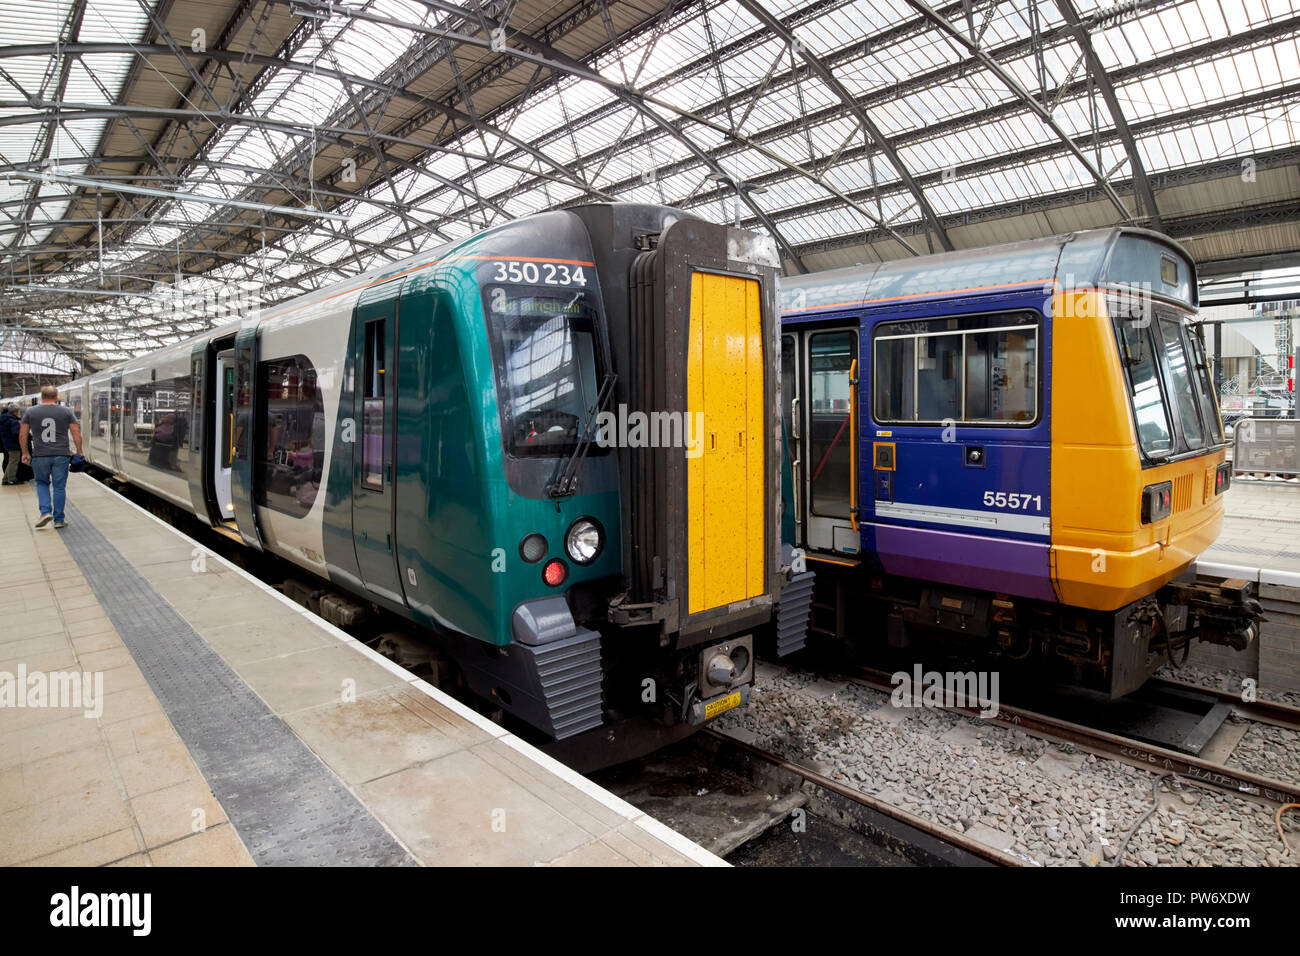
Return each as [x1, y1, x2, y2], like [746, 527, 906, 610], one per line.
[32, 456, 71, 523]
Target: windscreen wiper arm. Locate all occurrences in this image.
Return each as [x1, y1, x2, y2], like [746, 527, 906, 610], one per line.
[547, 372, 617, 498]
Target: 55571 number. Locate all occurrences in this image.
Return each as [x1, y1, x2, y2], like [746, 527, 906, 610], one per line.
[983, 491, 1042, 510]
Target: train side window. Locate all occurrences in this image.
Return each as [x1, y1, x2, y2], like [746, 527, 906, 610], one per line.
[781, 335, 796, 432]
[92, 387, 107, 438]
[965, 328, 1036, 422]
[874, 338, 915, 421]
[256, 355, 325, 518]
[123, 374, 192, 473]
[361, 319, 385, 491]
[873, 311, 1038, 425]
[915, 333, 963, 421]
[222, 365, 235, 468]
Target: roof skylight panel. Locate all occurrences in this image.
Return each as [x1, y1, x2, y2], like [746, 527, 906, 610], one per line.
[1152, 3, 1194, 52]
[759, 126, 821, 167]
[821, 153, 894, 193]
[1159, 128, 1190, 168]
[1185, 0, 1223, 43]
[1148, 72, 1189, 117]
[629, 21, 709, 88]
[753, 177, 810, 211]
[1134, 133, 1170, 172]
[328, 13, 417, 78]
[681, 120, 730, 152]
[1226, 47, 1264, 95]
[1174, 60, 1210, 106]
[577, 103, 639, 141]
[1252, 42, 1284, 88]
[797, 73, 847, 114]
[980, 2, 1033, 47]
[657, 70, 724, 112]
[1269, 33, 1299, 82]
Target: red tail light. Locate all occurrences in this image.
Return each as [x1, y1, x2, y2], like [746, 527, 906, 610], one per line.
[543, 559, 568, 588]
[1215, 462, 1231, 495]
[1141, 481, 1172, 524]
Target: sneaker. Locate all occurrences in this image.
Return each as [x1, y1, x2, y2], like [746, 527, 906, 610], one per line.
[35, 514, 52, 528]
[53, 522, 67, 529]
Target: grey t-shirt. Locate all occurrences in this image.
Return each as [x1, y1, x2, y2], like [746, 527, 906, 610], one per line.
[21, 404, 78, 457]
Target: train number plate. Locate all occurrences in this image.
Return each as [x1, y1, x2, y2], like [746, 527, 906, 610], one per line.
[704, 691, 742, 720]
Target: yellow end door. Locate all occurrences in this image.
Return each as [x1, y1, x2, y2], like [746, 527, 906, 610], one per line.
[686, 271, 766, 614]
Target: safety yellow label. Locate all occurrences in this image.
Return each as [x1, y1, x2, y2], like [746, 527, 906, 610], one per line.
[704, 691, 743, 720]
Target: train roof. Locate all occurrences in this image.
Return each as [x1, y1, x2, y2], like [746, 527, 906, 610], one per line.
[65, 203, 692, 385]
[780, 226, 1196, 316]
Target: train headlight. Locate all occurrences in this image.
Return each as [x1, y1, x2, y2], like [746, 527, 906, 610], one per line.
[565, 517, 603, 565]
[1141, 481, 1173, 524]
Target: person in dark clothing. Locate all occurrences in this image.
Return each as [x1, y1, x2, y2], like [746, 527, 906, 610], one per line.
[1, 404, 22, 485]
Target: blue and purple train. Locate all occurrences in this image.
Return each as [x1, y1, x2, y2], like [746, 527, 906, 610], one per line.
[777, 227, 1259, 695]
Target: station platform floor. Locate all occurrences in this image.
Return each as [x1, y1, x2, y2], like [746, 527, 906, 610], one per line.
[1204, 479, 1300, 575]
[0, 473, 721, 867]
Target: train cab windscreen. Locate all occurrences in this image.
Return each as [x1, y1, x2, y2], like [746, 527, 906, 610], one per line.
[484, 286, 602, 458]
[1113, 309, 1224, 460]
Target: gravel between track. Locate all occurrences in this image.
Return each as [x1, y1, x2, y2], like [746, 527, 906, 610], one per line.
[716, 665, 1300, 867]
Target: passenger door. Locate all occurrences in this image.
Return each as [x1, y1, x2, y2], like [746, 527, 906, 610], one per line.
[231, 327, 264, 550]
[109, 371, 124, 473]
[351, 286, 407, 607]
[213, 349, 236, 523]
[784, 326, 861, 554]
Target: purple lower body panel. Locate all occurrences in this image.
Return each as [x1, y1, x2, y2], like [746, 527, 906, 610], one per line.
[870, 522, 1057, 602]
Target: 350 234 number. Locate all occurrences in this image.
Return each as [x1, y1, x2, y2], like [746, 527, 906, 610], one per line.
[982, 491, 1043, 511]
[491, 260, 587, 286]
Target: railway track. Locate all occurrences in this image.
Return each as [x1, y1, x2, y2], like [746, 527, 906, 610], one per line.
[704, 728, 1028, 867]
[1148, 676, 1300, 734]
[849, 667, 1300, 809]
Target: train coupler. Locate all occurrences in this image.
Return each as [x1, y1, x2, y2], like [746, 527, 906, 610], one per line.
[1160, 572, 1263, 651]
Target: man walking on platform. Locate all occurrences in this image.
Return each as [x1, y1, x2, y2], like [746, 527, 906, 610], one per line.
[19, 386, 83, 529]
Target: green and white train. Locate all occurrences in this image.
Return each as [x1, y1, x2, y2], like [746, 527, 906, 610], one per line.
[13, 204, 789, 764]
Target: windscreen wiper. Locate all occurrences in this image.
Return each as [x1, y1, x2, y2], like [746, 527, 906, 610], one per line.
[547, 371, 617, 498]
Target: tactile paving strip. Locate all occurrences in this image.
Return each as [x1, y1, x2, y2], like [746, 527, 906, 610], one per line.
[60, 503, 416, 866]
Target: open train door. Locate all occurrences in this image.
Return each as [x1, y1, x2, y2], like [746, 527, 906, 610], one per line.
[783, 325, 861, 555]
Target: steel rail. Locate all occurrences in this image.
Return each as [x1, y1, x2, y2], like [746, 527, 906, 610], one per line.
[1147, 677, 1300, 734]
[851, 667, 1300, 808]
[704, 727, 1027, 866]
